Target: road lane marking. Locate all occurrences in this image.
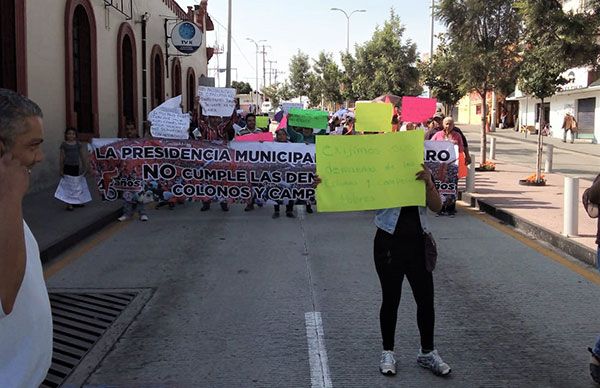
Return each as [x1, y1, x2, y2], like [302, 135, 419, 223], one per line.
[305, 312, 333, 388]
[43, 221, 128, 280]
[460, 203, 600, 285]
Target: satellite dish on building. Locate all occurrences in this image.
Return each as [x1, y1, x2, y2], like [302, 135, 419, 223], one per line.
[171, 21, 203, 54]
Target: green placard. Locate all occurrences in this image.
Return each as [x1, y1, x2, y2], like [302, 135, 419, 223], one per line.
[255, 116, 270, 128]
[355, 102, 393, 132]
[316, 131, 426, 212]
[288, 108, 329, 130]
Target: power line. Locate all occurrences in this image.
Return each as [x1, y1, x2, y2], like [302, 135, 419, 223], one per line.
[209, 14, 255, 72]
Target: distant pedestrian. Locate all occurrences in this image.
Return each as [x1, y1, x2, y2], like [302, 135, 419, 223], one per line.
[585, 173, 600, 384]
[0, 88, 53, 387]
[57, 127, 90, 211]
[562, 112, 578, 143]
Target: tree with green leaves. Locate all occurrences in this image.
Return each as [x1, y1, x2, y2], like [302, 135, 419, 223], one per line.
[288, 51, 312, 99]
[515, 0, 600, 182]
[437, 0, 522, 165]
[261, 82, 294, 110]
[231, 81, 252, 95]
[312, 52, 344, 109]
[419, 34, 464, 114]
[343, 9, 421, 100]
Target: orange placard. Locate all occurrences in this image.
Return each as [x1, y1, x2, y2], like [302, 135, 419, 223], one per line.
[458, 152, 468, 178]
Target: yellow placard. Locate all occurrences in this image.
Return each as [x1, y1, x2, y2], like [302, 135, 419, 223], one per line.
[316, 131, 425, 212]
[355, 102, 393, 132]
[255, 116, 270, 128]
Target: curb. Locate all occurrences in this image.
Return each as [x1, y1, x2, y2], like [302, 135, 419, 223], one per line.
[40, 208, 122, 264]
[459, 191, 596, 266]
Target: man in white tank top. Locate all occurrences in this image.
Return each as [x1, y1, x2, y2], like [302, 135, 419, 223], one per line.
[0, 88, 52, 387]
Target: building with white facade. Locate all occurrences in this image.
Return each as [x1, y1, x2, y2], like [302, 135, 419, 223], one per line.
[509, 0, 599, 143]
[1, 0, 215, 190]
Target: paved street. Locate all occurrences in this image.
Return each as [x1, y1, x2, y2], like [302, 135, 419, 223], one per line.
[46, 203, 600, 387]
[459, 125, 599, 181]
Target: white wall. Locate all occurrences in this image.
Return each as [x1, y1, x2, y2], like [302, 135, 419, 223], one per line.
[25, 0, 209, 191]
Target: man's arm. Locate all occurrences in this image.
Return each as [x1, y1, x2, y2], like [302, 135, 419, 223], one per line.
[0, 153, 30, 315]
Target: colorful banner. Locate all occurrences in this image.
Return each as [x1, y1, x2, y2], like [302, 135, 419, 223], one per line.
[401, 96, 437, 123]
[89, 139, 316, 204]
[316, 131, 426, 212]
[198, 86, 236, 117]
[288, 108, 329, 130]
[354, 102, 393, 132]
[235, 132, 274, 142]
[255, 116, 270, 128]
[424, 140, 459, 205]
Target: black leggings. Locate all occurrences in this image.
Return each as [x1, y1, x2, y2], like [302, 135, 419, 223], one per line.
[374, 228, 435, 351]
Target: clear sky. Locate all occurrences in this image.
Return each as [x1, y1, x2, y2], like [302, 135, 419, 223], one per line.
[176, 0, 444, 89]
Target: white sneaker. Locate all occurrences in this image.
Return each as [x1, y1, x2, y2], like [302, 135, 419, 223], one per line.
[379, 350, 396, 375]
[118, 215, 130, 222]
[140, 215, 149, 221]
[417, 349, 451, 376]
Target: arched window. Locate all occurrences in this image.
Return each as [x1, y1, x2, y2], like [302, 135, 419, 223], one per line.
[65, 0, 99, 140]
[0, 0, 26, 94]
[150, 45, 165, 109]
[186, 67, 196, 113]
[171, 58, 182, 98]
[117, 23, 138, 136]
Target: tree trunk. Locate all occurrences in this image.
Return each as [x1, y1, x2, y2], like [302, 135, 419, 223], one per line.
[480, 89, 487, 166]
[535, 99, 544, 182]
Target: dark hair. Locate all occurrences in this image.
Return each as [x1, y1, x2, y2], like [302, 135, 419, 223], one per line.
[64, 127, 77, 140]
[125, 119, 136, 127]
[246, 113, 256, 121]
[0, 88, 43, 148]
[426, 118, 434, 126]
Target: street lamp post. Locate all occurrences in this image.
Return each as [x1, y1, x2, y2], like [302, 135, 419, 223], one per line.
[330, 8, 366, 53]
[247, 37, 266, 112]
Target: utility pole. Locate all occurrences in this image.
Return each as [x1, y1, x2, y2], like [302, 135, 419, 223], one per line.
[260, 45, 270, 91]
[428, 0, 434, 98]
[225, 0, 232, 87]
[268, 60, 277, 85]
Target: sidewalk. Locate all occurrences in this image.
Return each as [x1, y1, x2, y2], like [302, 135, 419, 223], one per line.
[24, 177, 122, 263]
[459, 124, 599, 157]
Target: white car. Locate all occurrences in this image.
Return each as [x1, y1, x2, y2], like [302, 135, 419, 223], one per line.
[261, 101, 273, 114]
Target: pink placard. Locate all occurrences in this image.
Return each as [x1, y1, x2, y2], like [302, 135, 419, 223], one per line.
[401, 97, 437, 123]
[276, 115, 288, 130]
[235, 132, 274, 142]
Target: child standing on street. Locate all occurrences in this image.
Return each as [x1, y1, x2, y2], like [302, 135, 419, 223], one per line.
[58, 127, 89, 211]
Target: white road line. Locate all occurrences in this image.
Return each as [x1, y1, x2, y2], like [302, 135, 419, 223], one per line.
[305, 311, 333, 388]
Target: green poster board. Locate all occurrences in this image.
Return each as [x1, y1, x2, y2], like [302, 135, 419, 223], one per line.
[316, 131, 426, 212]
[355, 102, 393, 132]
[255, 116, 270, 129]
[288, 108, 329, 130]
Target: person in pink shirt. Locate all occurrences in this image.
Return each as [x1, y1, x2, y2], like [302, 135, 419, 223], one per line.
[431, 117, 464, 154]
[430, 117, 463, 216]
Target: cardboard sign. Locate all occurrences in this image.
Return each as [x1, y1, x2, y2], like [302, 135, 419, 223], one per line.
[55, 175, 92, 205]
[198, 86, 236, 117]
[288, 108, 329, 130]
[256, 116, 270, 128]
[281, 102, 304, 114]
[316, 131, 425, 212]
[401, 96, 437, 123]
[235, 132, 274, 142]
[149, 110, 191, 140]
[355, 102, 393, 132]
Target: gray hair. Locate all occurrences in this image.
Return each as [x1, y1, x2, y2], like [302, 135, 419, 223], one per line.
[0, 88, 43, 148]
